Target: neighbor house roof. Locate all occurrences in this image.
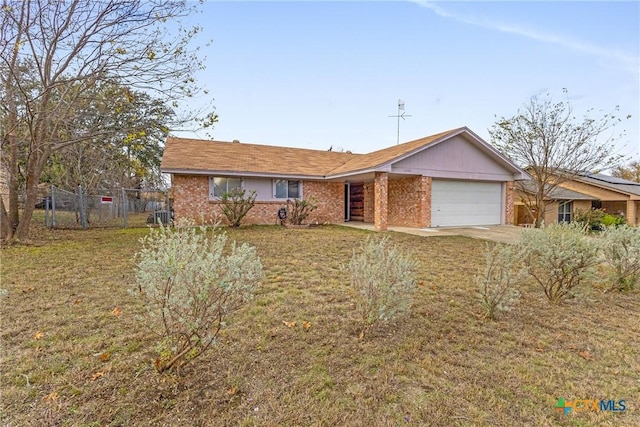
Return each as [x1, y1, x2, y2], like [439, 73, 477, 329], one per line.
[575, 173, 640, 197]
[161, 127, 527, 180]
[518, 181, 597, 200]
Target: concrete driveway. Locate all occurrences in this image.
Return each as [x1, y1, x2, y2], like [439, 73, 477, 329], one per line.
[340, 223, 526, 244]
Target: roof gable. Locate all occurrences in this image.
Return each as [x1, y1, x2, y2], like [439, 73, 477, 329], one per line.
[161, 127, 527, 181]
[390, 131, 524, 180]
[326, 129, 457, 176]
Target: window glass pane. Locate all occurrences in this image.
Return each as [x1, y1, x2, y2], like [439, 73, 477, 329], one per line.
[275, 180, 288, 198]
[558, 202, 572, 223]
[288, 180, 300, 198]
[213, 177, 226, 198]
[228, 178, 242, 192]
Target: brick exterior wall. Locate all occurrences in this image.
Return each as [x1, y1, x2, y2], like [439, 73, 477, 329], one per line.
[374, 172, 388, 230]
[387, 176, 432, 228]
[303, 180, 345, 223]
[363, 182, 374, 223]
[361, 176, 432, 228]
[172, 175, 343, 226]
[505, 181, 514, 225]
[172, 175, 216, 223]
[421, 176, 432, 228]
[173, 173, 516, 228]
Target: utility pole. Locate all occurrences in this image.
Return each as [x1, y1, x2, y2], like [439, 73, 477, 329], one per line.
[388, 99, 412, 145]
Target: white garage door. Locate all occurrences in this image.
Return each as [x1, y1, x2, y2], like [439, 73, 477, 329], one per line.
[431, 180, 502, 227]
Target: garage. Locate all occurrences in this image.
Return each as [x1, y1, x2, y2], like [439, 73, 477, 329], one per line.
[431, 180, 502, 227]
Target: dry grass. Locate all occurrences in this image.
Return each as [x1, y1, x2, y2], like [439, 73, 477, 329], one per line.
[1, 223, 639, 426]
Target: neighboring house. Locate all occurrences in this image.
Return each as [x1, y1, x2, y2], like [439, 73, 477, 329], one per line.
[160, 127, 528, 230]
[514, 173, 640, 226]
[514, 182, 597, 226]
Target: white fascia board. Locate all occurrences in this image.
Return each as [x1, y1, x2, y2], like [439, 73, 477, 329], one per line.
[327, 164, 394, 180]
[161, 168, 325, 180]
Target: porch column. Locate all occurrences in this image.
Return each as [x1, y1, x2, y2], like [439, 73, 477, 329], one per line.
[626, 200, 637, 226]
[505, 181, 515, 225]
[419, 176, 431, 228]
[374, 172, 388, 231]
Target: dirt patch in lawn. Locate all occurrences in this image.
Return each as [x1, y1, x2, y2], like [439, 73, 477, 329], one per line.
[1, 223, 638, 426]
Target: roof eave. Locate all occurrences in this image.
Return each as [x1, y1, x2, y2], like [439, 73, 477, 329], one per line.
[161, 168, 326, 180]
[326, 165, 393, 180]
[573, 176, 640, 197]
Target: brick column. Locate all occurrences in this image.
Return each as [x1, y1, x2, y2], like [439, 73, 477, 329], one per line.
[374, 172, 388, 231]
[626, 200, 637, 226]
[419, 176, 431, 228]
[505, 181, 515, 225]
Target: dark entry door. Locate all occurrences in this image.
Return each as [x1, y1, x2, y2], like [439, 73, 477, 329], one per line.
[349, 183, 364, 221]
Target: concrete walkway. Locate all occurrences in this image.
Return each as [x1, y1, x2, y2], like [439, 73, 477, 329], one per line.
[338, 222, 526, 244]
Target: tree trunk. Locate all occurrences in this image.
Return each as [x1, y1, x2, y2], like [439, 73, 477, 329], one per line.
[535, 189, 545, 228]
[5, 83, 20, 233]
[13, 139, 49, 240]
[0, 197, 13, 240]
[6, 137, 20, 233]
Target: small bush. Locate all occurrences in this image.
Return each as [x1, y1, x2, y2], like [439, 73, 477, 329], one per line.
[601, 213, 626, 227]
[601, 225, 640, 291]
[475, 243, 525, 320]
[574, 208, 606, 231]
[134, 221, 262, 372]
[519, 222, 598, 304]
[219, 187, 257, 227]
[287, 197, 318, 225]
[348, 236, 418, 337]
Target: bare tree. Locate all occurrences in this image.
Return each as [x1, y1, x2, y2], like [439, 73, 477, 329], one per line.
[1, 0, 216, 240]
[489, 90, 628, 227]
[611, 160, 640, 183]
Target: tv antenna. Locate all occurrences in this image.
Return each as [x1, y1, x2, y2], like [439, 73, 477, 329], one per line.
[388, 99, 412, 145]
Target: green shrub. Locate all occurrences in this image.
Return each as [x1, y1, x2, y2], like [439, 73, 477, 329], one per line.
[574, 208, 606, 231]
[475, 243, 525, 320]
[601, 225, 640, 291]
[519, 222, 598, 304]
[219, 187, 257, 227]
[600, 213, 626, 227]
[287, 197, 318, 225]
[134, 221, 262, 372]
[348, 236, 418, 337]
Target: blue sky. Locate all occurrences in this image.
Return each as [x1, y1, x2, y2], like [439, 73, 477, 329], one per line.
[181, 1, 639, 162]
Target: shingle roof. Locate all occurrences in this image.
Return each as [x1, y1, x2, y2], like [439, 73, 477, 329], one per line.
[327, 129, 457, 176]
[160, 138, 358, 177]
[160, 127, 522, 179]
[518, 181, 596, 200]
[576, 173, 640, 197]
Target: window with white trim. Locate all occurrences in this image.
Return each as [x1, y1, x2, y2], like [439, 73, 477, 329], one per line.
[274, 179, 301, 199]
[209, 177, 242, 199]
[558, 201, 572, 223]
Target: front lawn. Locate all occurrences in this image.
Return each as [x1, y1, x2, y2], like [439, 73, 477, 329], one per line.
[1, 224, 638, 426]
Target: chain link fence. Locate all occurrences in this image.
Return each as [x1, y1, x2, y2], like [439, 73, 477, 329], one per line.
[40, 185, 170, 229]
[120, 188, 172, 228]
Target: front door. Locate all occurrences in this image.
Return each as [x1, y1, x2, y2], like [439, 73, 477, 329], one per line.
[344, 183, 350, 221]
[349, 183, 364, 221]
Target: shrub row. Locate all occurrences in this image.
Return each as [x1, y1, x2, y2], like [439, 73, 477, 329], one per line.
[133, 221, 638, 372]
[477, 223, 640, 319]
